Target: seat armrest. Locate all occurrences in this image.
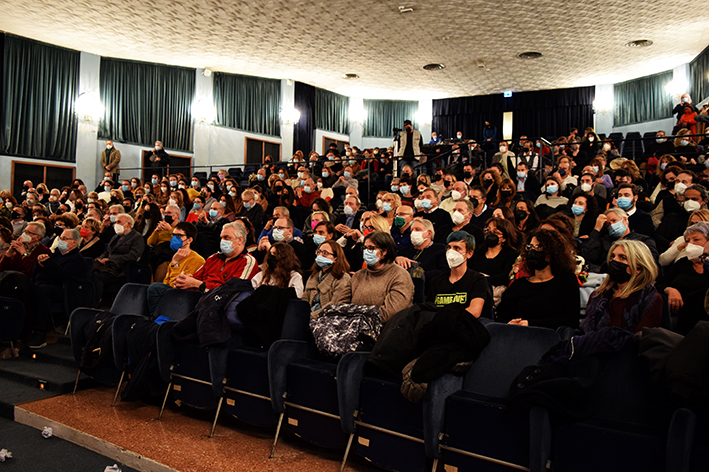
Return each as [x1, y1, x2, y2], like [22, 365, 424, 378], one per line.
[267, 339, 309, 413]
[336, 351, 371, 434]
[423, 372, 464, 458]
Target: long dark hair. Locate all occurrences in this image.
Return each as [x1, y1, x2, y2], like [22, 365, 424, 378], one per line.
[260, 242, 301, 288]
[521, 228, 576, 275]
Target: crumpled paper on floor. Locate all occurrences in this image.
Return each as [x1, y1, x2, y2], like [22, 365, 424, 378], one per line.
[0, 449, 12, 462]
[104, 465, 122, 472]
[41, 426, 53, 438]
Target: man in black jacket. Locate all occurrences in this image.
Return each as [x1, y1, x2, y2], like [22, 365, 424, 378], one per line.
[513, 162, 541, 201]
[616, 183, 655, 238]
[148, 140, 170, 176]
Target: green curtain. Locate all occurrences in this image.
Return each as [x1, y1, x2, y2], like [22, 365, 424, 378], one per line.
[690, 44, 709, 104]
[99, 58, 195, 151]
[1, 34, 79, 162]
[363, 99, 418, 137]
[613, 70, 673, 126]
[213, 72, 280, 137]
[315, 88, 349, 135]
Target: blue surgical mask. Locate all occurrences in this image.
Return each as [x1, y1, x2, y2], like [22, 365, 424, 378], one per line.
[208, 183, 215, 191]
[546, 185, 558, 195]
[313, 234, 326, 245]
[516, 172, 526, 179]
[220, 239, 234, 255]
[193, 203, 202, 211]
[151, 178, 158, 185]
[421, 199, 432, 210]
[656, 138, 666, 144]
[680, 139, 689, 147]
[122, 185, 129, 192]
[315, 254, 334, 269]
[617, 197, 633, 210]
[344, 171, 351, 179]
[243, 202, 252, 210]
[363, 249, 379, 266]
[257, 174, 264, 181]
[571, 205, 584, 216]
[209, 209, 219, 219]
[272, 228, 285, 241]
[382, 202, 392, 213]
[229, 191, 236, 198]
[104, 186, 111, 192]
[322, 171, 329, 178]
[57, 240, 69, 253]
[608, 221, 627, 239]
[660, 163, 668, 170]
[592, 166, 599, 174]
[169, 235, 183, 252]
[191, 180, 200, 188]
[170, 180, 177, 187]
[400, 185, 410, 195]
[109, 215, 117, 223]
[304, 186, 312, 194]
[391, 185, 399, 193]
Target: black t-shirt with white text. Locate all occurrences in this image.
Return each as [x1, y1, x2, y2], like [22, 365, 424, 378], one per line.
[426, 268, 488, 309]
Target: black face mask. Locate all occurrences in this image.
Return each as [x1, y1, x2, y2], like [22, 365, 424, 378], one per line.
[444, 180, 452, 188]
[164, 215, 174, 225]
[433, 174, 442, 182]
[267, 254, 277, 267]
[484, 233, 499, 247]
[470, 197, 479, 209]
[11, 211, 21, 220]
[526, 250, 549, 271]
[500, 190, 512, 199]
[514, 209, 529, 221]
[463, 171, 472, 179]
[123, 205, 132, 213]
[54, 226, 64, 237]
[76, 202, 84, 210]
[608, 260, 632, 284]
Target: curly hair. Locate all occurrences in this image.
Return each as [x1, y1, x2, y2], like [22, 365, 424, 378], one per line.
[260, 242, 301, 289]
[521, 228, 576, 275]
[485, 217, 521, 250]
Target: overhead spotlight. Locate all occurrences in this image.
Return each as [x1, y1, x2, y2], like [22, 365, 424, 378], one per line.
[202, 69, 213, 77]
[423, 63, 445, 71]
[343, 73, 360, 80]
[625, 39, 653, 48]
[517, 51, 543, 60]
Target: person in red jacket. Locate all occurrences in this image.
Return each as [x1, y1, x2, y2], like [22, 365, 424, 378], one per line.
[174, 221, 259, 293]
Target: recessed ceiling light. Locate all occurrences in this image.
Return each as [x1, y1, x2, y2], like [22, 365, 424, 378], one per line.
[423, 63, 445, 71]
[398, 6, 414, 13]
[343, 73, 359, 79]
[517, 52, 543, 60]
[625, 39, 653, 48]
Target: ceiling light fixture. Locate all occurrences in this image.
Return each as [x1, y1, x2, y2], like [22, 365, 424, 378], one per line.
[202, 69, 213, 77]
[517, 52, 543, 60]
[398, 6, 414, 13]
[625, 39, 653, 48]
[343, 73, 360, 80]
[423, 63, 445, 71]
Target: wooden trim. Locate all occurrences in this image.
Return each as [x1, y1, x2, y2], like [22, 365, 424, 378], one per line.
[11, 160, 76, 195]
[322, 136, 349, 155]
[244, 137, 282, 163]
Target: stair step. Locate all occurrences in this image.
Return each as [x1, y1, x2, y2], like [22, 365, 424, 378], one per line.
[0, 356, 92, 394]
[0, 376, 56, 420]
[18, 343, 78, 369]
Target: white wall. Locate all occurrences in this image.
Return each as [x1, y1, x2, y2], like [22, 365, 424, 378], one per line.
[314, 129, 349, 155]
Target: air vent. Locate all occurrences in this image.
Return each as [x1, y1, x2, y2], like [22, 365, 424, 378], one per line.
[423, 63, 445, 71]
[625, 39, 653, 48]
[343, 73, 359, 80]
[517, 51, 543, 60]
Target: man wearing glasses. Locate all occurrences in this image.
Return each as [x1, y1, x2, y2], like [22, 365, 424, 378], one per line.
[257, 217, 307, 265]
[0, 221, 51, 277]
[146, 222, 205, 315]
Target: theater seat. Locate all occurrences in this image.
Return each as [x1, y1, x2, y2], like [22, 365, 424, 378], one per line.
[0, 297, 25, 352]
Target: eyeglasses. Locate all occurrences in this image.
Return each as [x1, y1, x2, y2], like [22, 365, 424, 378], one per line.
[362, 225, 374, 232]
[700, 254, 709, 263]
[172, 233, 187, 239]
[273, 225, 290, 231]
[362, 245, 379, 252]
[24, 230, 39, 237]
[525, 244, 543, 251]
[316, 249, 335, 258]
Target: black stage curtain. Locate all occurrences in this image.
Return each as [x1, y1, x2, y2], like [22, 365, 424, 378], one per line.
[432, 94, 504, 142]
[508, 86, 595, 140]
[293, 81, 315, 155]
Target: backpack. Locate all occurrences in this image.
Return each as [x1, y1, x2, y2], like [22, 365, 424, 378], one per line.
[79, 311, 116, 373]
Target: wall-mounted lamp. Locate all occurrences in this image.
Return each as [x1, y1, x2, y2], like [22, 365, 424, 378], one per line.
[349, 106, 367, 124]
[192, 99, 216, 123]
[74, 92, 104, 122]
[280, 106, 301, 126]
[592, 99, 614, 114]
[665, 78, 688, 98]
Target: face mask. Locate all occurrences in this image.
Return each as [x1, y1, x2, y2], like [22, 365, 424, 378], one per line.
[588, 136, 595, 142]
[313, 234, 326, 245]
[608, 220, 627, 239]
[382, 202, 392, 213]
[193, 203, 202, 211]
[229, 191, 237, 198]
[514, 209, 528, 221]
[297, 172, 304, 179]
[393, 216, 407, 227]
[444, 180, 452, 188]
[349, 160, 356, 166]
[119, 185, 128, 193]
[130, 181, 137, 188]
[376, 199, 383, 209]
[164, 214, 174, 225]
[170, 235, 183, 252]
[517, 171, 526, 179]
[109, 214, 117, 223]
[608, 260, 632, 284]
[684, 200, 702, 212]
[57, 239, 70, 253]
[581, 183, 592, 193]
[220, 239, 234, 255]
[104, 186, 111, 192]
[363, 249, 380, 266]
[526, 250, 548, 271]
[451, 210, 466, 225]
[546, 185, 558, 195]
[151, 178, 158, 185]
[391, 185, 399, 193]
[656, 137, 666, 144]
[451, 190, 462, 201]
[484, 232, 499, 247]
[685, 242, 704, 261]
[257, 174, 264, 181]
[278, 173, 286, 179]
[177, 184, 185, 190]
[500, 190, 512, 199]
[155, 145, 161, 150]
[114, 223, 125, 235]
[660, 162, 668, 171]
[414, 199, 423, 210]
[433, 174, 442, 182]
[53, 226, 65, 237]
[680, 139, 690, 147]
[571, 204, 585, 216]
[535, 142, 542, 149]
[499, 146, 507, 153]
[674, 182, 687, 195]
[617, 197, 633, 210]
[5, 202, 12, 210]
[322, 171, 329, 178]
[421, 199, 432, 210]
[161, 187, 168, 193]
[20, 232, 32, 243]
[169, 199, 177, 206]
[410, 231, 426, 246]
[681, 97, 689, 103]
[169, 181, 177, 187]
[345, 151, 352, 157]
[315, 254, 334, 269]
[80, 227, 91, 238]
[106, 145, 112, 150]
[226, 184, 233, 191]
[303, 186, 313, 194]
[207, 183, 215, 191]
[446, 249, 466, 268]
[209, 209, 219, 219]
[463, 171, 472, 179]
[456, 134, 462, 139]
[272, 228, 285, 241]
[243, 202, 252, 210]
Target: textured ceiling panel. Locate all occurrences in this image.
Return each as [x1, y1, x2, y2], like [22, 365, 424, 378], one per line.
[1, 0, 708, 99]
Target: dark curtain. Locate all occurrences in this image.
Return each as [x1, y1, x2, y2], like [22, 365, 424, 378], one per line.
[1, 34, 79, 162]
[510, 86, 595, 139]
[613, 71, 673, 127]
[363, 99, 418, 138]
[214, 72, 280, 137]
[691, 44, 709, 104]
[293, 82, 315, 155]
[99, 57, 195, 151]
[315, 88, 349, 135]
[432, 94, 503, 142]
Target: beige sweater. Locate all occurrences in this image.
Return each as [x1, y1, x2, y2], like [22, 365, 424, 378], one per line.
[350, 263, 414, 322]
[302, 270, 352, 318]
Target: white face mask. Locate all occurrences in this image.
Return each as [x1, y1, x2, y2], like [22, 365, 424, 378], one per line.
[451, 190, 463, 201]
[684, 200, 702, 212]
[20, 232, 32, 243]
[580, 183, 592, 193]
[602, 143, 611, 151]
[446, 249, 466, 268]
[674, 182, 688, 195]
[114, 223, 125, 235]
[451, 210, 466, 225]
[685, 243, 704, 261]
[410, 231, 426, 247]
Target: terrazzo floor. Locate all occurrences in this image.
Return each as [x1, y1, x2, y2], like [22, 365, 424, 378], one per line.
[19, 385, 382, 472]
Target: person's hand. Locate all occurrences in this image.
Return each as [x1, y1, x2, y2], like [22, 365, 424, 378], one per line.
[37, 254, 50, 266]
[690, 158, 697, 165]
[347, 229, 362, 241]
[594, 214, 607, 232]
[680, 156, 688, 162]
[552, 171, 562, 181]
[665, 287, 684, 314]
[156, 221, 171, 232]
[295, 188, 303, 198]
[263, 219, 275, 231]
[579, 235, 589, 240]
[174, 274, 201, 290]
[508, 318, 529, 326]
[395, 256, 413, 269]
[198, 211, 208, 223]
[335, 224, 350, 234]
[8, 239, 24, 255]
[676, 241, 688, 251]
[339, 176, 345, 182]
[96, 258, 108, 264]
[258, 236, 271, 252]
[105, 166, 110, 171]
[172, 247, 190, 264]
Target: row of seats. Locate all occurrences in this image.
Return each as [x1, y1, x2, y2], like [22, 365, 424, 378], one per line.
[66, 285, 705, 472]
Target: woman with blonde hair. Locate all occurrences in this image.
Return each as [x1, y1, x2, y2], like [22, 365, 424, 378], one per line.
[659, 209, 709, 266]
[582, 240, 662, 333]
[379, 192, 401, 227]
